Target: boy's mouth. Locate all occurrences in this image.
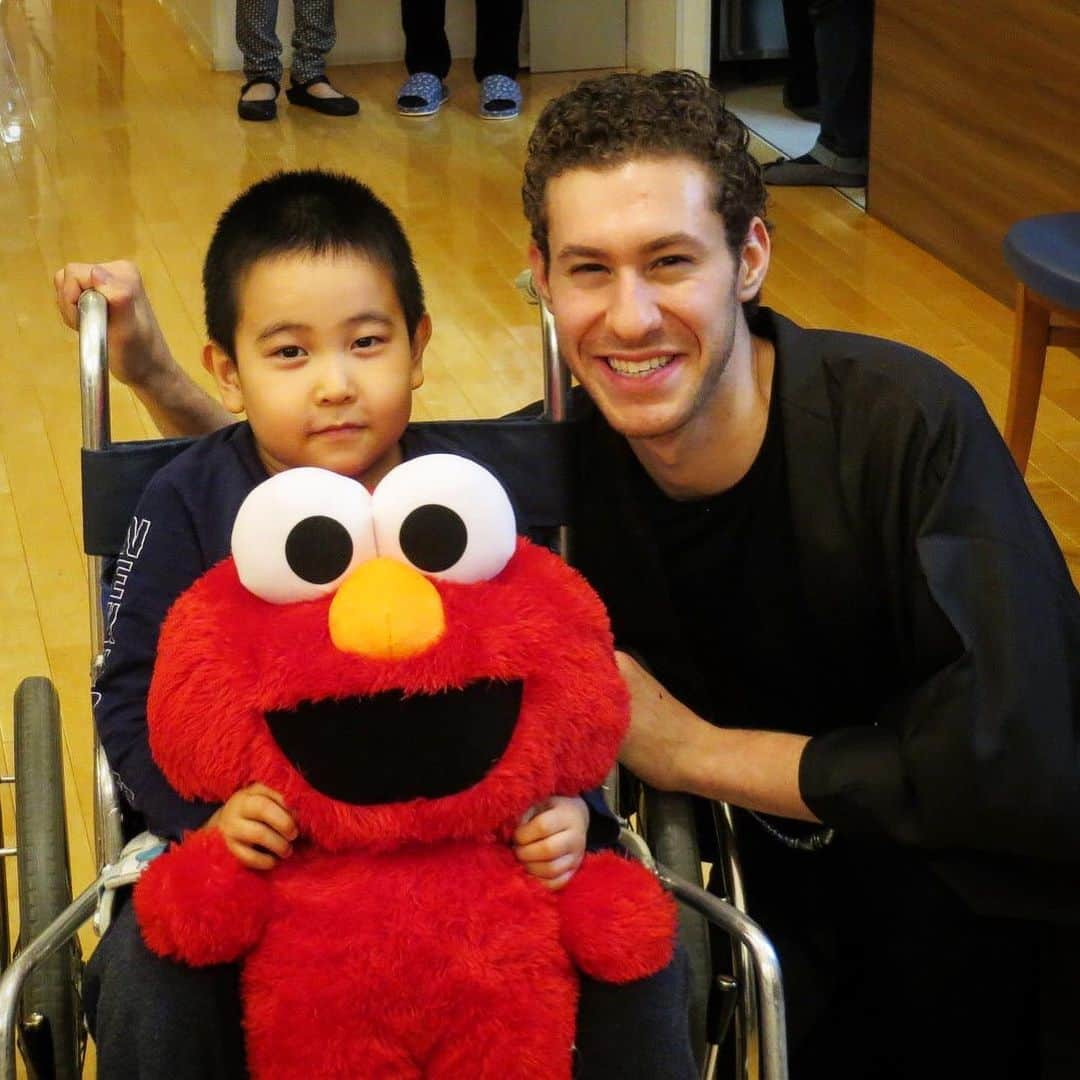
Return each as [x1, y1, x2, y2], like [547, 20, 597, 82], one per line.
[264, 680, 523, 804]
[311, 422, 364, 437]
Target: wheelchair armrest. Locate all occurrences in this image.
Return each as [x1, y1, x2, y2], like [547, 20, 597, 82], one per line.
[0, 882, 100, 1080]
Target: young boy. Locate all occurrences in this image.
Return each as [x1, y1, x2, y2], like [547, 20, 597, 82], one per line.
[87, 169, 596, 1076]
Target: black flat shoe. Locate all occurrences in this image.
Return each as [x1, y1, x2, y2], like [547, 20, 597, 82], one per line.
[238, 79, 279, 122]
[286, 76, 359, 116]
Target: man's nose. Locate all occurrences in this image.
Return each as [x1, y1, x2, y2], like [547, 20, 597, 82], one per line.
[606, 273, 663, 342]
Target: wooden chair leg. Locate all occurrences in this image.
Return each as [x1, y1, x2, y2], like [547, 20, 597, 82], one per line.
[1003, 282, 1051, 474]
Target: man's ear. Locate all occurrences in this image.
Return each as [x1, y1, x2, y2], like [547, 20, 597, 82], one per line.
[527, 244, 552, 307]
[409, 313, 432, 390]
[202, 342, 245, 415]
[737, 217, 771, 303]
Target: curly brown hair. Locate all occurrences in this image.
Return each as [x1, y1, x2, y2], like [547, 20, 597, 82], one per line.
[522, 70, 768, 265]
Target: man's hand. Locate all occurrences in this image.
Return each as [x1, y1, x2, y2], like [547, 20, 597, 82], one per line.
[615, 651, 705, 792]
[53, 260, 170, 390]
[53, 259, 229, 435]
[513, 795, 589, 890]
[615, 650, 818, 820]
[204, 783, 298, 871]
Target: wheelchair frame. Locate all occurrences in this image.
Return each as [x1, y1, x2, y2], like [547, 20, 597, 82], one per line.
[0, 288, 788, 1080]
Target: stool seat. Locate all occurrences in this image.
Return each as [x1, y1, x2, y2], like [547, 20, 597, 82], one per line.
[1003, 212, 1080, 311]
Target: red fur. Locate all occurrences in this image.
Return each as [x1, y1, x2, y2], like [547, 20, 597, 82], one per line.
[135, 534, 674, 1077]
[558, 851, 678, 982]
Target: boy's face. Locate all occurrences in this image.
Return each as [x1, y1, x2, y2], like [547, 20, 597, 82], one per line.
[205, 251, 428, 488]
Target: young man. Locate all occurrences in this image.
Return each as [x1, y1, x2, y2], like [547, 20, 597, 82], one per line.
[57, 72, 1080, 1077]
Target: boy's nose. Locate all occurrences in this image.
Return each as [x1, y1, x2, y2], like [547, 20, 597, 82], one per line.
[316, 358, 357, 403]
[328, 558, 445, 660]
[606, 274, 663, 342]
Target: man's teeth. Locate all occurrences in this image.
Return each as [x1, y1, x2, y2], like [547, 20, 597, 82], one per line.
[607, 355, 673, 376]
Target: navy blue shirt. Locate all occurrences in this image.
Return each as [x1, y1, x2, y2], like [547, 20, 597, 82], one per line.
[96, 421, 615, 842]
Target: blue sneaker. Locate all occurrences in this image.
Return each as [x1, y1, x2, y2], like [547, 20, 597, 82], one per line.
[396, 72, 448, 116]
[479, 74, 521, 120]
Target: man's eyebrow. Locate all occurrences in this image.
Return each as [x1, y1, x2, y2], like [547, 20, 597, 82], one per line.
[555, 233, 705, 261]
[641, 232, 705, 254]
[555, 244, 608, 261]
[255, 312, 394, 342]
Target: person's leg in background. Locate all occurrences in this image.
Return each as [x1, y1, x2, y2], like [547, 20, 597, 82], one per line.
[765, 0, 873, 187]
[397, 0, 452, 115]
[84, 895, 248, 1079]
[236, 0, 284, 121]
[284, 0, 359, 116]
[780, 0, 819, 121]
[474, 0, 524, 119]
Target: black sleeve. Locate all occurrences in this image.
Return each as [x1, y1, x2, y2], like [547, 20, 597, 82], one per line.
[95, 475, 220, 841]
[799, 380, 1080, 866]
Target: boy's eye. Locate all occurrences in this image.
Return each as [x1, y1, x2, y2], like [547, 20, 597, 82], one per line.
[276, 345, 306, 359]
[353, 336, 380, 350]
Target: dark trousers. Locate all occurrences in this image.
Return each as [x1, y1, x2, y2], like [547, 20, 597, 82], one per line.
[722, 819, 1080, 1079]
[401, 0, 523, 82]
[806, 0, 874, 159]
[236, 0, 335, 84]
[85, 892, 696, 1079]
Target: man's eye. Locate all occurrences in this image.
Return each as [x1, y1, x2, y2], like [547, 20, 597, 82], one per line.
[653, 254, 691, 270]
[570, 263, 606, 275]
[353, 336, 380, 350]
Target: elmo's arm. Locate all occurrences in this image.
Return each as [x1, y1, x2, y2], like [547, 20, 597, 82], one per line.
[134, 828, 271, 965]
[557, 850, 676, 982]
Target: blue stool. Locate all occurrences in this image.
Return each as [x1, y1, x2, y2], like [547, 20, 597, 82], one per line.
[1002, 212, 1080, 473]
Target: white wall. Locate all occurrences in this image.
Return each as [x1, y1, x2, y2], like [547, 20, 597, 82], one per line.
[627, 0, 710, 74]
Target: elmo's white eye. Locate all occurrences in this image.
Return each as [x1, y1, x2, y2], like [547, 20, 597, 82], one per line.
[371, 455, 516, 583]
[231, 468, 376, 603]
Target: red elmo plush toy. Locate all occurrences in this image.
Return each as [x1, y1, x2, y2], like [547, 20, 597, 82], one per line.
[134, 454, 676, 1079]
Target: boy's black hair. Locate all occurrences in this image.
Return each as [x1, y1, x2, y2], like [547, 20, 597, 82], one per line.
[203, 170, 426, 358]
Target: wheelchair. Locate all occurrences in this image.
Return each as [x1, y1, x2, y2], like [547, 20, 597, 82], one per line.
[0, 287, 788, 1080]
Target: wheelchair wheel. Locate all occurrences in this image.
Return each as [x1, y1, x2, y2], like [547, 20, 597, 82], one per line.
[14, 677, 84, 1080]
[638, 786, 713, 1072]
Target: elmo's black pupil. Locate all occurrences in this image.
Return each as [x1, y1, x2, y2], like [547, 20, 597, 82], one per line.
[400, 504, 467, 573]
[285, 516, 353, 584]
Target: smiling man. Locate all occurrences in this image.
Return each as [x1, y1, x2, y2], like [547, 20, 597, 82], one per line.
[520, 71, 1080, 1078]
[56, 71, 1080, 1078]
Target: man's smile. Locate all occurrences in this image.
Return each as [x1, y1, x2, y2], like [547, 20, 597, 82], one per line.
[603, 352, 681, 377]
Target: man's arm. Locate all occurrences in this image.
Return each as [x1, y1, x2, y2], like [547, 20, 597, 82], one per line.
[54, 260, 231, 437]
[615, 651, 818, 822]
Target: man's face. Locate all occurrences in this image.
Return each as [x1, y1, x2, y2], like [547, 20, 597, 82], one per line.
[205, 251, 428, 488]
[531, 156, 766, 443]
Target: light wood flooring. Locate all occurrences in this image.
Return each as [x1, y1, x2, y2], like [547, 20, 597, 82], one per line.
[0, 0, 1078, 1057]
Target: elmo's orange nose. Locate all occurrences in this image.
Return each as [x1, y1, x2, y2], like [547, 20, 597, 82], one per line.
[328, 558, 445, 660]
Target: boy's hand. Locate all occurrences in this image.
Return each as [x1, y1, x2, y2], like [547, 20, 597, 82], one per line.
[513, 796, 589, 891]
[204, 783, 298, 871]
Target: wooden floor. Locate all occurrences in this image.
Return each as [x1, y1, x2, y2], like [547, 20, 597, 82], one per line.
[1, 0, 1079, 1046]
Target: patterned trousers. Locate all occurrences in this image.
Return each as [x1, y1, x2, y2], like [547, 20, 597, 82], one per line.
[236, 0, 336, 85]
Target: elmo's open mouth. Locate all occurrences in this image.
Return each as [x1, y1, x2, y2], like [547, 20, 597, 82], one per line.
[265, 680, 523, 804]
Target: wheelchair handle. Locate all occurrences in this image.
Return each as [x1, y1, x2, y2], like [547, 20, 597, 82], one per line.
[79, 288, 110, 452]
